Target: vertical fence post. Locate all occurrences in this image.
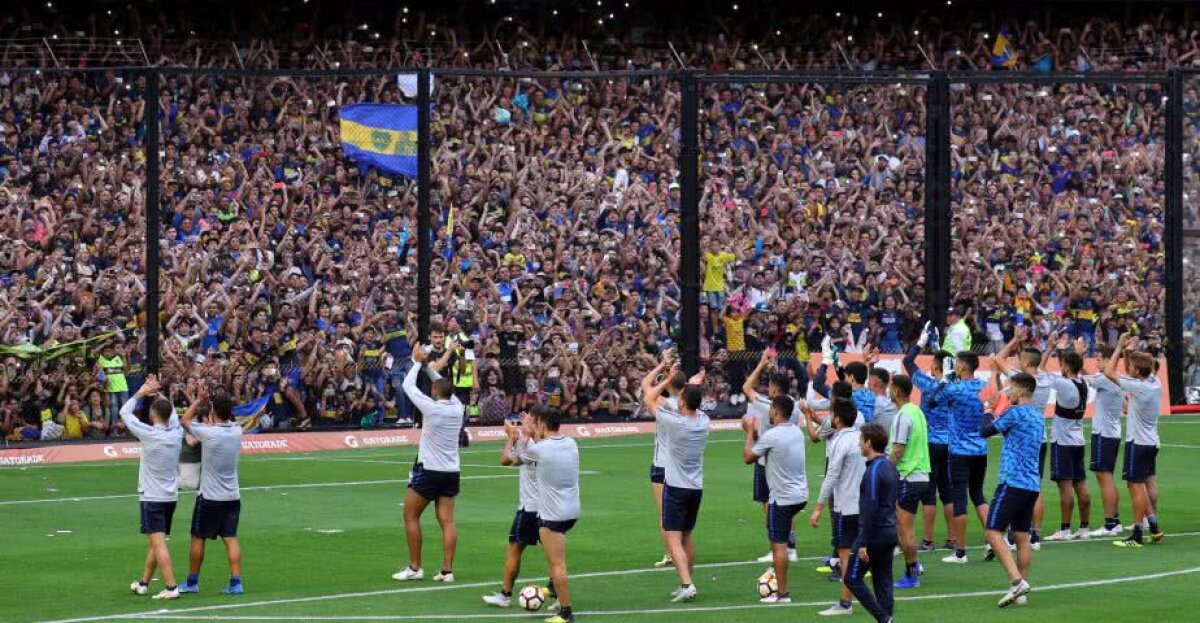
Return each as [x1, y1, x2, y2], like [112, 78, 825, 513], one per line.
[144, 69, 160, 374]
[1165, 69, 1184, 404]
[680, 71, 701, 377]
[416, 68, 432, 344]
[925, 72, 950, 330]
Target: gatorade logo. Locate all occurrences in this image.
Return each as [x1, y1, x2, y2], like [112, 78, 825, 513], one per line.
[103, 446, 118, 458]
[344, 436, 360, 449]
[576, 426, 591, 438]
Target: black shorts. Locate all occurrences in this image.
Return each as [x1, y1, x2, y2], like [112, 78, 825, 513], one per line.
[140, 501, 177, 535]
[766, 501, 806, 544]
[502, 365, 524, 394]
[1090, 435, 1120, 473]
[661, 485, 703, 533]
[649, 465, 665, 485]
[509, 509, 540, 546]
[948, 453, 988, 516]
[1122, 443, 1159, 484]
[1038, 442, 1048, 479]
[834, 512, 859, 549]
[408, 462, 461, 500]
[929, 443, 951, 505]
[539, 518, 577, 534]
[898, 479, 930, 514]
[752, 463, 770, 504]
[190, 496, 241, 540]
[1050, 443, 1087, 482]
[986, 483, 1038, 533]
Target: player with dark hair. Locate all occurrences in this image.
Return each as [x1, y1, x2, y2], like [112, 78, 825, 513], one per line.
[812, 399, 867, 617]
[888, 374, 930, 590]
[642, 357, 691, 569]
[393, 345, 465, 582]
[120, 375, 185, 600]
[179, 388, 244, 595]
[940, 352, 989, 564]
[743, 348, 802, 563]
[844, 422, 900, 622]
[1043, 342, 1092, 541]
[903, 323, 953, 553]
[743, 393, 807, 604]
[521, 406, 580, 623]
[1082, 344, 1126, 537]
[644, 352, 709, 604]
[980, 372, 1043, 608]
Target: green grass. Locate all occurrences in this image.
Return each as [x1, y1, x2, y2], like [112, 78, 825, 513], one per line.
[4, 418, 1200, 623]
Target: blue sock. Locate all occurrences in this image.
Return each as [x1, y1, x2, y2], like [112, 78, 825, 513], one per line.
[229, 576, 241, 587]
[186, 574, 199, 586]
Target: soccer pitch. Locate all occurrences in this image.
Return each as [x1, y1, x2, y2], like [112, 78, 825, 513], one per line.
[4, 420, 1200, 623]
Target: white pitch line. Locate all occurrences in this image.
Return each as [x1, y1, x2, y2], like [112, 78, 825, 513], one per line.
[33, 532, 1200, 623]
[65, 565, 1200, 621]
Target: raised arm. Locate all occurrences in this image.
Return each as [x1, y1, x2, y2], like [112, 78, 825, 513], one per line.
[742, 348, 772, 403]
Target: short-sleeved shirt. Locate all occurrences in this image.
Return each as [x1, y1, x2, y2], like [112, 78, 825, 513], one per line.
[521, 436, 580, 522]
[751, 423, 808, 506]
[1084, 374, 1123, 439]
[121, 398, 184, 502]
[749, 395, 800, 466]
[703, 251, 736, 292]
[509, 436, 540, 513]
[1048, 375, 1085, 446]
[890, 403, 930, 482]
[652, 396, 677, 469]
[190, 422, 243, 501]
[657, 405, 710, 490]
[1118, 376, 1161, 447]
[872, 394, 897, 443]
[993, 404, 1045, 492]
[943, 378, 988, 456]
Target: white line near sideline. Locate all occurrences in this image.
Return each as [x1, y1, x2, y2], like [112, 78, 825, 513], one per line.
[65, 565, 1200, 621]
[33, 532, 1200, 623]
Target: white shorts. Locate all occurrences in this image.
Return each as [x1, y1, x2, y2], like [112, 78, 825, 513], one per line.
[179, 463, 201, 491]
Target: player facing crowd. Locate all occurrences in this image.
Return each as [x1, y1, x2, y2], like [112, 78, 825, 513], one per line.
[743, 349, 803, 563]
[643, 351, 709, 603]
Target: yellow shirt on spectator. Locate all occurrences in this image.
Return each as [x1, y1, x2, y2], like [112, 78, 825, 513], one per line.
[722, 314, 746, 352]
[703, 251, 736, 293]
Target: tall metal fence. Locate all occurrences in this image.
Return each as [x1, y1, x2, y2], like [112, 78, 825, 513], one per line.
[0, 66, 1194, 440]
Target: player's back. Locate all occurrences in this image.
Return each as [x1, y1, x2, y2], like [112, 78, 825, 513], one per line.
[419, 397, 464, 472]
[1119, 376, 1161, 446]
[193, 422, 243, 501]
[666, 409, 710, 490]
[530, 436, 580, 522]
[995, 404, 1045, 492]
[758, 423, 808, 505]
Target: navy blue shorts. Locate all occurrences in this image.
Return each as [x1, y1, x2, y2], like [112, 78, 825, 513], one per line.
[1051, 443, 1087, 482]
[833, 512, 859, 549]
[752, 463, 770, 504]
[766, 501, 806, 544]
[662, 485, 703, 533]
[649, 465, 665, 485]
[408, 462, 461, 500]
[897, 479, 930, 514]
[948, 453, 988, 516]
[929, 443, 951, 505]
[986, 483, 1038, 533]
[140, 501, 177, 535]
[1122, 443, 1158, 484]
[538, 518, 577, 534]
[1090, 435, 1120, 473]
[1038, 442, 1048, 479]
[509, 509, 541, 546]
[190, 497, 241, 540]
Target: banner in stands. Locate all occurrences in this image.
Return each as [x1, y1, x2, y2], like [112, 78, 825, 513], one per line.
[0, 355, 1168, 467]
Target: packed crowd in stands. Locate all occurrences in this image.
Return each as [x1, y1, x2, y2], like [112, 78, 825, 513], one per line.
[2, 3, 1197, 441]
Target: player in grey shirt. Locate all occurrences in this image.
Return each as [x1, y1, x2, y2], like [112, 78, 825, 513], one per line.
[1041, 342, 1092, 541]
[1103, 336, 1164, 546]
[1084, 343, 1127, 536]
[180, 387, 245, 595]
[644, 353, 709, 604]
[744, 394, 808, 604]
[119, 375, 184, 600]
[483, 408, 549, 609]
[742, 348, 802, 563]
[642, 359, 690, 570]
[809, 399, 866, 614]
[395, 346, 466, 583]
[866, 361, 898, 443]
[521, 407, 580, 622]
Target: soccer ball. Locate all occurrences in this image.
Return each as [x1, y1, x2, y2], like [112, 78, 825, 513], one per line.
[518, 585, 548, 611]
[757, 569, 779, 598]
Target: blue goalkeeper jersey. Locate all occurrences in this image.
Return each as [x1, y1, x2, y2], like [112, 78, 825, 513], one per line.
[941, 378, 988, 456]
[852, 388, 876, 424]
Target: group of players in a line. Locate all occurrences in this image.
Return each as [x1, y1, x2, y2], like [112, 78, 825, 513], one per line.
[119, 322, 1163, 623]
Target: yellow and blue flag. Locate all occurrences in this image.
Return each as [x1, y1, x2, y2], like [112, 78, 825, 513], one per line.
[339, 104, 418, 177]
[991, 29, 1016, 68]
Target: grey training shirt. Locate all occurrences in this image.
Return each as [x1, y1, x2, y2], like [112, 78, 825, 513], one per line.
[652, 395, 678, 469]
[656, 403, 710, 490]
[751, 423, 809, 506]
[522, 436, 580, 522]
[190, 422, 243, 501]
[1084, 373, 1123, 440]
[120, 397, 185, 503]
[872, 394, 898, 444]
[1047, 374, 1085, 446]
[508, 436, 541, 513]
[1118, 376, 1161, 447]
[403, 360, 464, 472]
[749, 394, 801, 466]
[817, 427, 865, 515]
